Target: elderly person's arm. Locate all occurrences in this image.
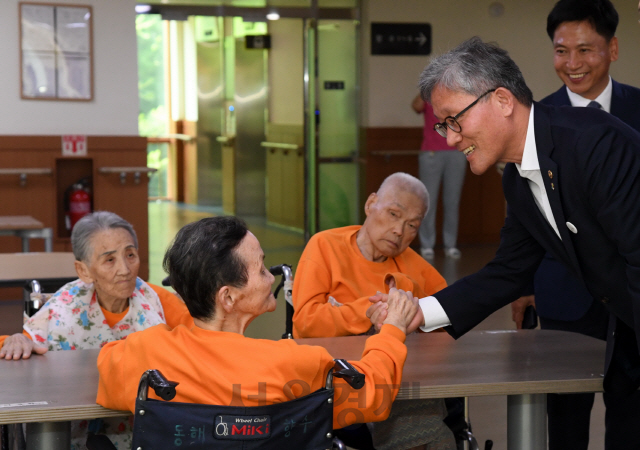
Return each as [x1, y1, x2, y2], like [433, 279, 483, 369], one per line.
[293, 256, 376, 338]
[385, 263, 447, 299]
[0, 333, 47, 360]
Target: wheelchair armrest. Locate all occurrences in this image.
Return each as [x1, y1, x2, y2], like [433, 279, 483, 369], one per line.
[138, 369, 179, 401]
[332, 359, 365, 390]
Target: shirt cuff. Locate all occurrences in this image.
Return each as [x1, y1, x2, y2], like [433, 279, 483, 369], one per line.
[418, 296, 451, 332]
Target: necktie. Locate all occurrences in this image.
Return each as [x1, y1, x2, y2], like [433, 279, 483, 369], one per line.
[587, 100, 602, 109]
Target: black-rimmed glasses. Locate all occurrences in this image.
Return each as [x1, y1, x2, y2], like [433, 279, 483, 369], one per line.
[433, 89, 496, 138]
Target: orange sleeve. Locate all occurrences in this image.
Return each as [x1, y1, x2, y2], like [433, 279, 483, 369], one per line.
[148, 283, 194, 328]
[332, 324, 407, 428]
[385, 272, 428, 298]
[293, 250, 372, 338]
[0, 336, 6, 347]
[97, 330, 145, 412]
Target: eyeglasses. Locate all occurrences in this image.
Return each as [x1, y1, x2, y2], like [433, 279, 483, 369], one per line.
[433, 89, 496, 138]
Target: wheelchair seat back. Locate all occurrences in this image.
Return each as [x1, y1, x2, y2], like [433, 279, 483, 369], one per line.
[132, 388, 335, 450]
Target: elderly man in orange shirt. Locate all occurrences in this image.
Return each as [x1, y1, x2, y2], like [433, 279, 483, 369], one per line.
[293, 172, 457, 450]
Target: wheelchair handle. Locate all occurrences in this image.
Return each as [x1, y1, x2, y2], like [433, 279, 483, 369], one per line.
[137, 369, 179, 401]
[269, 264, 292, 280]
[332, 359, 365, 390]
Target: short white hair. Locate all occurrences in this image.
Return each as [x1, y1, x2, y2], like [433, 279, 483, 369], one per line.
[377, 172, 429, 215]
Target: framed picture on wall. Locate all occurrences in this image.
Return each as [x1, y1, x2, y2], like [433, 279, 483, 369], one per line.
[19, 2, 93, 101]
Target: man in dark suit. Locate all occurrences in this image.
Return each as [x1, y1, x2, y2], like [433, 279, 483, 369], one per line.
[367, 35, 640, 448]
[508, 1, 640, 449]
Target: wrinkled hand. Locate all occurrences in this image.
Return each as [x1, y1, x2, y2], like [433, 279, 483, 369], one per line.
[382, 288, 419, 335]
[511, 295, 535, 329]
[367, 291, 388, 331]
[367, 290, 424, 333]
[0, 333, 47, 360]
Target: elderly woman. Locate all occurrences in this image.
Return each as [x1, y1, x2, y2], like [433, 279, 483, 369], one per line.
[0, 211, 192, 450]
[97, 216, 416, 432]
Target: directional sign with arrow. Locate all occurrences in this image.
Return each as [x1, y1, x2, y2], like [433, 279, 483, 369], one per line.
[371, 23, 432, 56]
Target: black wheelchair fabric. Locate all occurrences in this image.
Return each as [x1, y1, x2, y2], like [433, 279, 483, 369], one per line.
[131, 387, 335, 449]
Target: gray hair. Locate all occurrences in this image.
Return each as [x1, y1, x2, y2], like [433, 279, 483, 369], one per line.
[71, 211, 138, 263]
[418, 37, 533, 107]
[377, 172, 430, 217]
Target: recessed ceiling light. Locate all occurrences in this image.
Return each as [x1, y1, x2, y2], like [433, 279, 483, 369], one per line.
[135, 4, 152, 13]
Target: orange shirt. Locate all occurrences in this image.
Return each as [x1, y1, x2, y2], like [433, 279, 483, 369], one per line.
[292, 225, 447, 338]
[97, 323, 407, 430]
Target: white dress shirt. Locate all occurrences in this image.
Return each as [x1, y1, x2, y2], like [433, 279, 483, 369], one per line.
[565, 76, 612, 112]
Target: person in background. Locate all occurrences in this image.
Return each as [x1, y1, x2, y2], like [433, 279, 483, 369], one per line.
[509, 1, 640, 448]
[293, 172, 458, 450]
[0, 211, 192, 450]
[412, 96, 467, 260]
[97, 216, 416, 433]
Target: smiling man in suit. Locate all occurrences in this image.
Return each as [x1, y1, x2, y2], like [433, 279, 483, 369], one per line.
[509, 1, 640, 449]
[368, 35, 640, 447]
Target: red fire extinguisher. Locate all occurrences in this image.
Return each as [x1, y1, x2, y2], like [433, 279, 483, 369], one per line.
[66, 183, 92, 231]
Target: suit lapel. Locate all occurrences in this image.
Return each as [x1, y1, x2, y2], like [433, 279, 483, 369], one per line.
[512, 170, 564, 247]
[609, 80, 630, 122]
[533, 104, 582, 276]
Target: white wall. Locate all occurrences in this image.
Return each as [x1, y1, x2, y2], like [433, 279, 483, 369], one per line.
[0, 0, 139, 135]
[361, 0, 640, 128]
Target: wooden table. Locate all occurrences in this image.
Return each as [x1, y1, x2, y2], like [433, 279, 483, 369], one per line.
[0, 330, 605, 450]
[0, 253, 77, 288]
[298, 329, 606, 450]
[0, 216, 53, 253]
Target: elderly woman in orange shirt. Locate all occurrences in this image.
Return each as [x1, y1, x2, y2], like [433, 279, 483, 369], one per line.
[97, 216, 416, 432]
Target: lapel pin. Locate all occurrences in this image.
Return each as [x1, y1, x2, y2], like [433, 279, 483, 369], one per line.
[566, 222, 578, 234]
[548, 170, 553, 179]
[551, 182, 555, 190]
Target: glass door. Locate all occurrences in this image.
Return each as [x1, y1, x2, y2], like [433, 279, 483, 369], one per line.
[306, 18, 360, 234]
[194, 16, 268, 216]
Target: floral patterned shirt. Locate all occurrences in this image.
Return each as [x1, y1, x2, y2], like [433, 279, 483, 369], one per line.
[23, 277, 167, 450]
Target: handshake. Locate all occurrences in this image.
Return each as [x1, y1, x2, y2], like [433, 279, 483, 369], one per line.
[366, 288, 426, 335]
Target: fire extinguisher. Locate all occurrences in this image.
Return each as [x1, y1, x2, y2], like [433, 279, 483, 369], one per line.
[65, 180, 92, 231]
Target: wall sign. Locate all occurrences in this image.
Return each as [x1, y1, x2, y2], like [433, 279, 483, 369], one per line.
[62, 135, 87, 156]
[20, 2, 94, 100]
[324, 81, 345, 90]
[371, 23, 431, 56]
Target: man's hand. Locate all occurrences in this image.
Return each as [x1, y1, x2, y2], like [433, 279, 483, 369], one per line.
[382, 288, 419, 335]
[0, 333, 47, 360]
[511, 295, 535, 329]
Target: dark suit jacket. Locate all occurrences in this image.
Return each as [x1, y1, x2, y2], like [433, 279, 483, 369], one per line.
[534, 81, 640, 321]
[436, 102, 640, 394]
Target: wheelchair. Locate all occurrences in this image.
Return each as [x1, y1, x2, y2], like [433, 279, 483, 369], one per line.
[88, 360, 365, 450]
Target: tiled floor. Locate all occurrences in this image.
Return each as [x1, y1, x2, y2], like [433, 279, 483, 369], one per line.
[0, 201, 606, 449]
